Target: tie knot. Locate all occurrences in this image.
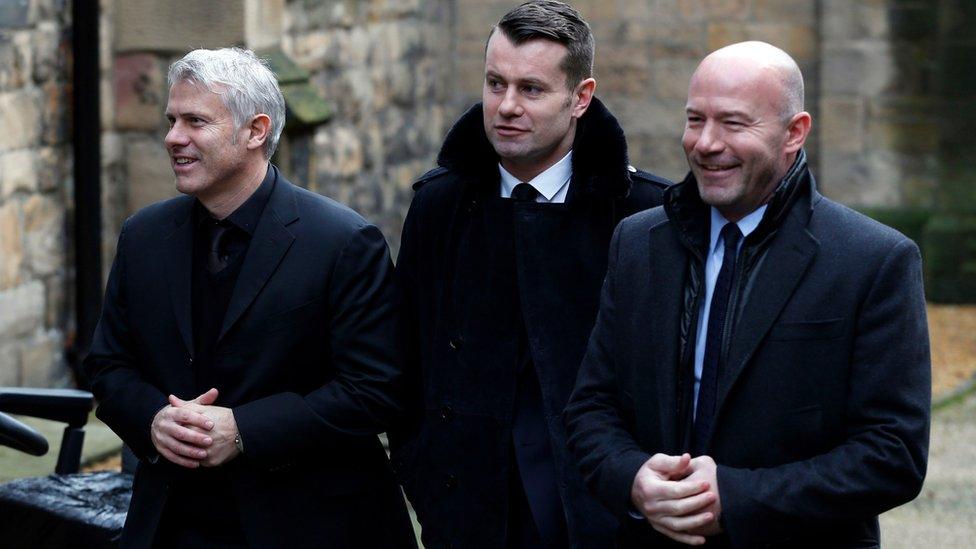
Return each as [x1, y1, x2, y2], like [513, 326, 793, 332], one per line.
[511, 183, 539, 202]
[721, 222, 742, 254]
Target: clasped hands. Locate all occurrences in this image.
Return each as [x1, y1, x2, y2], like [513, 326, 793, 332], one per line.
[150, 387, 240, 468]
[631, 453, 722, 545]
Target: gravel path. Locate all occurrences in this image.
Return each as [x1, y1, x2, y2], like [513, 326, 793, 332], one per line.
[879, 390, 976, 548]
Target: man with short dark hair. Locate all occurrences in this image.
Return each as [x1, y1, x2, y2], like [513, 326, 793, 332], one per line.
[565, 41, 931, 547]
[390, 2, 669, 547]
[85, 47, 415, 548]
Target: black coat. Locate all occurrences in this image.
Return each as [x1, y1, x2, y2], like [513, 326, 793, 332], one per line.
[84, 168, 416, 548]
[565, 156, 931, 548]
[391, 99, 670, 547]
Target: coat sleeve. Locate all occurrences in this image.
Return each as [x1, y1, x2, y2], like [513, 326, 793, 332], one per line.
[232, 223, 404, 468]
[718, 238, 931, 546]
[83, 219, 169, 461]
[564, 220, 652, 519]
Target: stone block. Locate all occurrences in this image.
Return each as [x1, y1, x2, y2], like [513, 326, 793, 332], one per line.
[0, 149, 38, 196]
[35, 145, 64, 192]
[115, 0, 245, 53]
[648, 59, 699, 101]
[636, 22, 709, 60]
[245, 0, 284, 50]
[0, 280, 44, 339]
[125, 136, 177, 214]
[20, 330, 62, 387]
[22, 194, 63, 277]
[314, 124, 364, 179]
[0, 34, 27, 90]
[0, 200, 23, 290]
[707, 23, 817, 61]
[40, 81, 68, 145]
[819, 149, 902, 207]
[822, 44, 894, 96]
[0, 342, 20, 386]
[753, 0, 816, 24]
[867, 119, 940, 154]
[43, 273, 64, 328]
[819, 97, 865, 154]
[0, 89, 42, 151]
[113, 54, 166, 132]
[680, 0, 751, 22]
[0, 0, 29, 29]
[32, 20, 61, 83]
[822, 0, 887, 40]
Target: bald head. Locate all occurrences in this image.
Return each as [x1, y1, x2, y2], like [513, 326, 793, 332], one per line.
[696, 41, 804, 122]
[682, 41, 812, 221]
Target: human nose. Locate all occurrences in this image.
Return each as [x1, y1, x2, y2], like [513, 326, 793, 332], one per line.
[693, 120, 725, 155]
[498, 88, 522, 118]
[164, 121, 188, 149]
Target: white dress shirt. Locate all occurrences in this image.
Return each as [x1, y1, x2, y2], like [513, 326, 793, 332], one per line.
[692, 205, 768, 418]
[498, 150, 573, 203]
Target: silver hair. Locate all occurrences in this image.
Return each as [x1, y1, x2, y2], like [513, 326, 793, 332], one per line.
[168, 47, 286, 160]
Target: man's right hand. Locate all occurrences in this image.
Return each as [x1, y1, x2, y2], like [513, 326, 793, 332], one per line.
[630, 453, 717, 545]
[149, 389, 218, 468]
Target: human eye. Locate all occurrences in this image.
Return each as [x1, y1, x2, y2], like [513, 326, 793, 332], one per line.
[486, 77, 504, 92]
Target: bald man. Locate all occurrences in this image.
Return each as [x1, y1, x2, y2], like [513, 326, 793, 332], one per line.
[564, 41, 930, 548]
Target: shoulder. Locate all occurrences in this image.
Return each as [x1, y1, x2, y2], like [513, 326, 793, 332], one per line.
[408, 165, 467, 213]
[629, 167, 672, 191]
[624, 166, 673, 210]
[812, 196, 915, 253]
[121, 194, 194, 240]
[286, 181, 375, 239]
[617, 205, 669, 238]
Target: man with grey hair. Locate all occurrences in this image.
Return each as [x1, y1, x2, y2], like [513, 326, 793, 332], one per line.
[85, 47, 415, 547]
[565, 41, 930, 547]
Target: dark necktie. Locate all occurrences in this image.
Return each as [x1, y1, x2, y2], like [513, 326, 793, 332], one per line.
[206, 221, 233, 274]
[692, 222, 742, 455]
[511, 183, 540, 202]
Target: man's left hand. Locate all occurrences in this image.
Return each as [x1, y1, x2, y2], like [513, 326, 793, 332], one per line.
[683, 455, 723, 536]
[169, 390, 241, 467]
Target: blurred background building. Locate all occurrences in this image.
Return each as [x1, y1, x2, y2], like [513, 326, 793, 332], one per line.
[0, 0, 973, 389]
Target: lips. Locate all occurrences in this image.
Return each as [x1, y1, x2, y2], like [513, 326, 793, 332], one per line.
[494, 125, 529, 137]
[171, 155, 199, 172]
[693, 157, 740, 178]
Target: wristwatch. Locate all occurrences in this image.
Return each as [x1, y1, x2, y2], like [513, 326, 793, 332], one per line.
[234, 432, 244, 454]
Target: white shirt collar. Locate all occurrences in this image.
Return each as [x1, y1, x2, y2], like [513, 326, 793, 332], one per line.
[499, 150, 573, 202]
[709, 204, 767, 255]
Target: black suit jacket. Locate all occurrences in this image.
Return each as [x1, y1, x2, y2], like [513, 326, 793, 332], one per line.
[84, 167, 415, 548]
[565, 168, 931, 548]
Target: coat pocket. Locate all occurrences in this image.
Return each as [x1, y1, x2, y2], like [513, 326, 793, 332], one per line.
[767, 317, 844, 340]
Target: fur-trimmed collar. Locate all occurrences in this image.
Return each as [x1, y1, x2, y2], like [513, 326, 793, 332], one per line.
[436, 97, 634, 199]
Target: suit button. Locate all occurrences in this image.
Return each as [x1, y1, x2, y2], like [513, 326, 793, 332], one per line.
[440, 405, 454, 422]
[445, 473, 457, 489]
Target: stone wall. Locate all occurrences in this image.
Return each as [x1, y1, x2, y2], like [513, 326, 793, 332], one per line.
[819, 0, 941, 206]
[0, 0, 71, 387]
[281, 0, 454, 253]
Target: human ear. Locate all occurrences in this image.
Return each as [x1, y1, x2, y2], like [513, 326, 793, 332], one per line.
[784, 111, 811, 154]
[571, 77, 597, 119]
[246, 113, 272, 151]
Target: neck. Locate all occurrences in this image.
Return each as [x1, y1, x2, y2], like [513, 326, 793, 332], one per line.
[200, 161, 268, 219]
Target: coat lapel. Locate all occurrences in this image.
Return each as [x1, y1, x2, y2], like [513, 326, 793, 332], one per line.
[218, 178, 298, 342]
[642, 220, 687, 449]
[714, 208, 818, 420]
[162, 198, 195, 357]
